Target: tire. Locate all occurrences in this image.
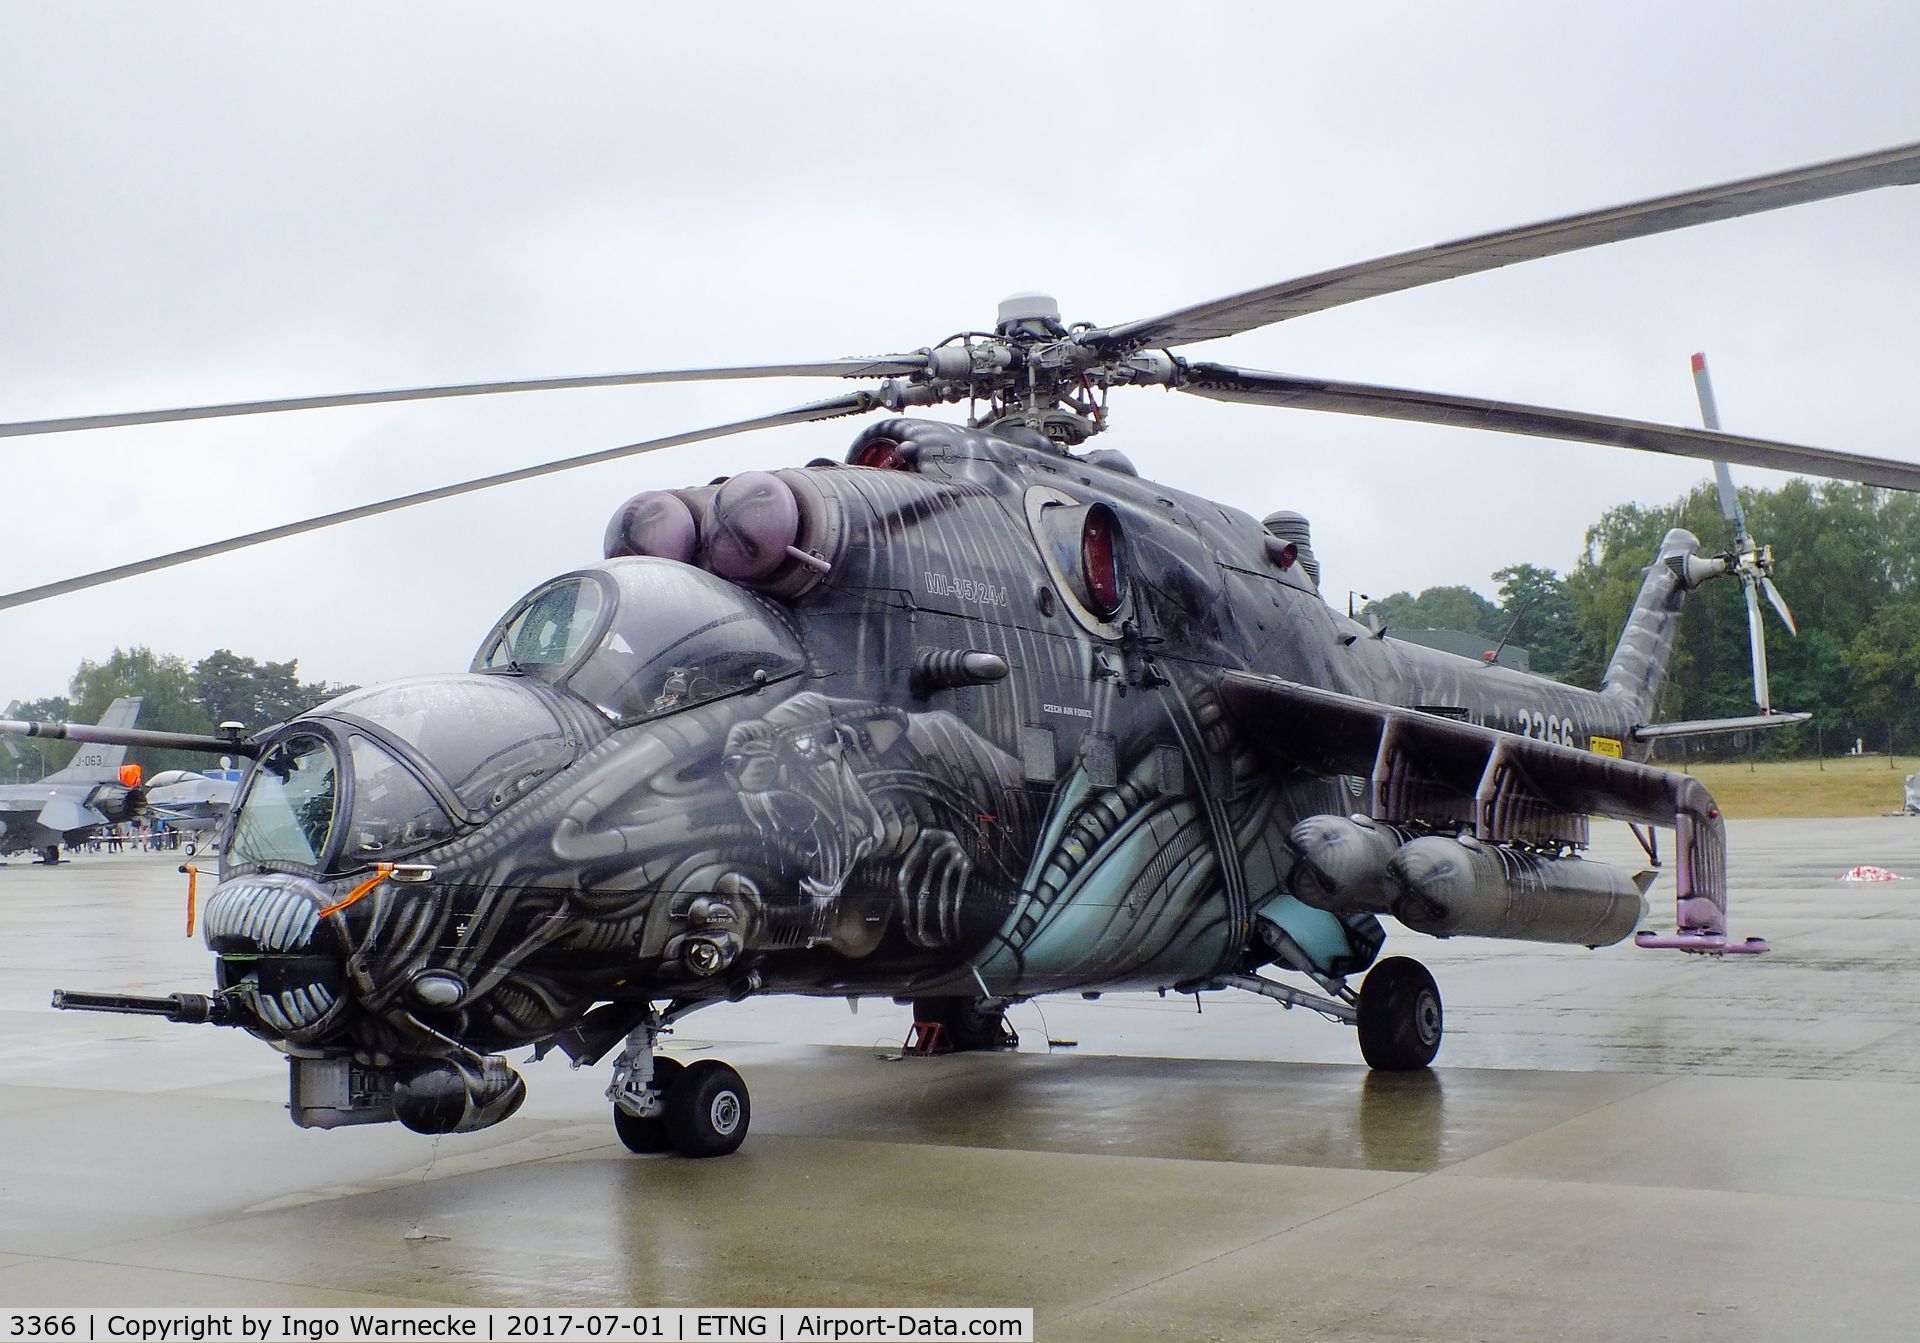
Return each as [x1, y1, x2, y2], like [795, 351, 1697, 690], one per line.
[1356, 956, 1442, 1071]
[665, 1059, 750, 1158]
[612, 1056, 684, 1154]
[40, 846, 59, 865]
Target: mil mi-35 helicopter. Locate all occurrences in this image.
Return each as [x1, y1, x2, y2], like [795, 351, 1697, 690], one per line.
[6, 140, 1920, 1158]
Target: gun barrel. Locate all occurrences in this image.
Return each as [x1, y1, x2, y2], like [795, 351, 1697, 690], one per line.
[52, 989, 232, 1025]
[0, 719, 257, 757]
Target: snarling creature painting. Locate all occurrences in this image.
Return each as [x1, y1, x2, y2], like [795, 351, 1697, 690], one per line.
[723, 692, 1029, 951]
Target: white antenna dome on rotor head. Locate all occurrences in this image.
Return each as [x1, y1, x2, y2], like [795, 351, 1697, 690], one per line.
[996, 292, 1063, 336]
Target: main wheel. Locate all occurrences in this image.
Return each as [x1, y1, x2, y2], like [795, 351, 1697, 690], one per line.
[39, 845, 59, 865]
[1356, 956, 1442, 1071]
[612, 1056, 684, 1154]
[665, 1059, 750, 1158]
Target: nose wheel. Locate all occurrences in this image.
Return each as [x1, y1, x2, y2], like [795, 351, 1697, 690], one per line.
[608, 1022, 750, 1158]
[664, 1060, 750, 1158]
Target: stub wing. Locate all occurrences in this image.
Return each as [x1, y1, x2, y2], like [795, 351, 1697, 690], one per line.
[1219, 672, 1762, 953]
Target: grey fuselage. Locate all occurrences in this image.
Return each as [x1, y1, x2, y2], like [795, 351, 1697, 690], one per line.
[201, 419, 1678, 1067]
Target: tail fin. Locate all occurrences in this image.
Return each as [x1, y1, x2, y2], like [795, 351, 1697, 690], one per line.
[1601, 530, 1703, 724]
[44, 697, 143, 782]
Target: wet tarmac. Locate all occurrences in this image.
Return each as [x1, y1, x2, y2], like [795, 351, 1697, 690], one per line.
[2, 817, 1918, 1340]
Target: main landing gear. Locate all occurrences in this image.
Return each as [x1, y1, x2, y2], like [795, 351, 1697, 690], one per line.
[908, 996, 1020, 1052]
[37, 845, 60, 865]
[1221, 944, 1443, 1071]
[606, 1018, 750, 1158]
[1355, 956, 1443, 1071]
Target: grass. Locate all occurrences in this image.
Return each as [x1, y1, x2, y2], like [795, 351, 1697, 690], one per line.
[1669, 754, 1919, 819]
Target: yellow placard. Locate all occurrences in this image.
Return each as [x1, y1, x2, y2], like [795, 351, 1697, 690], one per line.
[1590, 735, 1623, 758]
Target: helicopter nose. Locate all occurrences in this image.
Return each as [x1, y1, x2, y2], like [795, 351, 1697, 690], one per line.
[202, 873, 348, 1039]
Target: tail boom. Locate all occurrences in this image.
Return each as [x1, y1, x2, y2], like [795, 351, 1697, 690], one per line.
[1601, 529, 1701, 725]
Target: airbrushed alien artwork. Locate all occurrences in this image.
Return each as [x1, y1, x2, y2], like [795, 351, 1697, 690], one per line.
[7, 139, 1920, 1159]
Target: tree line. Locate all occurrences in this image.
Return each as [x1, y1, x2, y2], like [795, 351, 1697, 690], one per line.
[1365, 480, 1919, 760]
[3, 647, 356, 779]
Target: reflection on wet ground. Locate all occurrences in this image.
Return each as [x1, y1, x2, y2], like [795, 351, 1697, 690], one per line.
[752, 1054, 1661, 1174]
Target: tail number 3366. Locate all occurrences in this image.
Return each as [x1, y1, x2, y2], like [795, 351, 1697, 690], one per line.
[1513, 710, 1577, 745]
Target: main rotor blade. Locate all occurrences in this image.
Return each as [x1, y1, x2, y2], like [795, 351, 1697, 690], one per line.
[0, 356, 924, 439]
[0, 392, 879, 612]
[1103, 140, 1920, 349]
[1179, 363, 1920, 493]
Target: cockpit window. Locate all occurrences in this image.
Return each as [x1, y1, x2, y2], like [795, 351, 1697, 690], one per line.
[343, 735, 455, 858]
[316, 677, 574, 812]
[229, 732, 339, 869]
[479, 576, 605, 671]
[558, 560, 808, 724]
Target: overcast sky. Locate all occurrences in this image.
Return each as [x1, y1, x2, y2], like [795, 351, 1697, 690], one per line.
[3, 4, 1917, 709]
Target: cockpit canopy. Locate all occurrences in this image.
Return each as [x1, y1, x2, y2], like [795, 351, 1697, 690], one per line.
[228, 677, 566, 874]
[473, 558, 808, 725]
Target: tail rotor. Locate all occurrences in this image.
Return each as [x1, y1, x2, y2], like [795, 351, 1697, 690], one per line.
[1691, 352, 1798, 714]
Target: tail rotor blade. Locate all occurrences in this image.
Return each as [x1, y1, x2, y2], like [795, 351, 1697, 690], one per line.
[1762, 574, 1799, 635]
[1744, 580, 1772, 715]
[1691, 353, 1749, 541]
[1710, 461, 1745, 535]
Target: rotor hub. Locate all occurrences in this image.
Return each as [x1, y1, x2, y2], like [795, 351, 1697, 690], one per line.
[871, 297, 1183, 448]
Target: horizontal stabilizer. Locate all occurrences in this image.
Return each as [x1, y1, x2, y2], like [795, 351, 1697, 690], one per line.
[1633, 712, 1811, 741]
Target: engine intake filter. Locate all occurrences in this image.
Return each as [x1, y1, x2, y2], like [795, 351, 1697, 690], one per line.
[604, 489, 699, 564]
[704, 471, 801, 583]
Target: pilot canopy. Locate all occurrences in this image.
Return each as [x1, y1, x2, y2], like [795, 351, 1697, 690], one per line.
[473, 558, 808, 726]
